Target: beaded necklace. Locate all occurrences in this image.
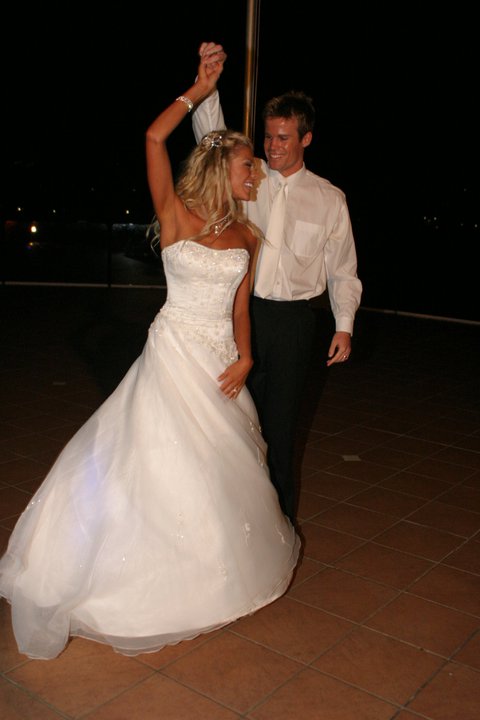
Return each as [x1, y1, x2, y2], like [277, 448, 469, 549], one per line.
[213, 213, 232, 237]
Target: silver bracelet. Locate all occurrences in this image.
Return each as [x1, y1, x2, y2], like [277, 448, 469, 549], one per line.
[175, 95, 194, 112]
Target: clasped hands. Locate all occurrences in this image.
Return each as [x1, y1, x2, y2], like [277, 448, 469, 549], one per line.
[196, 41, 227, 87]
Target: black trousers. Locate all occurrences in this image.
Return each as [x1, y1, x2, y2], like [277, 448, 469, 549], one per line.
[247, 296, 316, 522]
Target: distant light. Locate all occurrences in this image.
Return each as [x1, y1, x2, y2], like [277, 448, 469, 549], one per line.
[52, 209, 57, 214]
[125, 209, 130, 215]
[30, 224, 38, 234]
[17, 207, 22, 212]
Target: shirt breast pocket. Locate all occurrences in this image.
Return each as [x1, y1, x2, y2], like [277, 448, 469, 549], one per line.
[287, 220, 324, 259]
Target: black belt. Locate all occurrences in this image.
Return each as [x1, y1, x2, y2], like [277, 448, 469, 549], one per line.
[251, 296, 310, 307]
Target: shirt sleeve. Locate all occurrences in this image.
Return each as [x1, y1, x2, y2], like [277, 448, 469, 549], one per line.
[324, 200, 363, 335]
[192, 90, 227, 143]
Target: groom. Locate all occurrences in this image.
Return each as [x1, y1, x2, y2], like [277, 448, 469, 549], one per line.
[192, 43, 362, 523]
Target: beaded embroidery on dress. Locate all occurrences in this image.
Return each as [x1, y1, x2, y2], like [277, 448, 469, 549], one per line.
[0, 239, 300, 660]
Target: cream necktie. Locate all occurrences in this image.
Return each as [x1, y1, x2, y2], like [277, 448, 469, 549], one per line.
[255, 179, 288, 298]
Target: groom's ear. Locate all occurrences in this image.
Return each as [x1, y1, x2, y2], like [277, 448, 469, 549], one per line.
[301, 132, 312, 149]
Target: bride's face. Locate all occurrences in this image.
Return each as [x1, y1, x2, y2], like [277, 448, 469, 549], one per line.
[229, 146, 256, 201]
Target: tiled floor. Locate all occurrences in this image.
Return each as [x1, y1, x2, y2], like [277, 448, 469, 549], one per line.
[0, 285, 479, 720]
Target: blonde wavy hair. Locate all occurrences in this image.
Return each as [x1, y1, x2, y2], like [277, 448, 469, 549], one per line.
[149, 129, 262, 250]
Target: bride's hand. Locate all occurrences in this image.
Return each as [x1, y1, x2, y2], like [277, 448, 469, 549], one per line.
[217, 357, 253, 399]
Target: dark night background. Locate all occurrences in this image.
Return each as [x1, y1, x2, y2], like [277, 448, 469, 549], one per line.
[2, 2, 479, 322]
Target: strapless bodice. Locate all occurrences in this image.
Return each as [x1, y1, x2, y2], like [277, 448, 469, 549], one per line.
[161, 240, 249, 324]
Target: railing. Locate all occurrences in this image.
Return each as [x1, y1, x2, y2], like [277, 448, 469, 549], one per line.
[1, 219, 478, 326]
[1, 220, 166, 289]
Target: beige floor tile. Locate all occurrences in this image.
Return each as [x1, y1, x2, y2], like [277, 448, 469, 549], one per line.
[300, 445, 340, 473]
[381, 435, 441, 457]
[313, 626, 444, 704]
[409, 564, 480, 616]
[408, 500, 480, 537]
[7, 414, 74, 435]
[335, 542, 434, 588]
[44, 423, 82, 443]
[438, 484, 480, 513]
[348, 486, 429, 516]
[232, 595, 354, 663]
[306, 414, 347, 435]
[0, 424, 31, 443]
[338, 426, 396, 446]
[430, 416, 479, 436]
[311, 503, 399, 538]
[6, 639, 153, 717]
[463, 471, 480, 489]
[455, 435, 480, 453]
[0, 387, 44, 405]
[432, 446, 480, 471]
[297, 490, 336, 521]
[0, 676, 61, 720]
[288, 567, 398, 622]
[288, 556, 324, 587]
[162, 631, 301, 714]
[379, 470, 452, 499]
[407, 457, 475, 483]
[11, 477, 44, 496]
[408, 662, 480, 720]
[452, 629, 480, 670]
[299, 521, 364, 563]
[374, 520, 465, 560]
[360, 446, 419, 469]
[0, 526, 11, 554]
[0, 458, 49, 486]
[0, 404, 47, 423]
[249, 667, 397, 720]
[362, 415, 416, 435]
[135, 630, 224, 670]
[0, 487, 32, 522]
[366, 594, 479, 656]
[86, 674, 241, 719]
[408, 423, 468, 446]
[5, 433, 63, 459]
[300, 470, 369, 500]
[322, 459, 395, 483]
[0, 447, 17, 464]
[307, 434, 372, 456]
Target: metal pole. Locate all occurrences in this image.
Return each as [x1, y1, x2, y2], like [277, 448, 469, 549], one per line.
[243, 0, 261, 139]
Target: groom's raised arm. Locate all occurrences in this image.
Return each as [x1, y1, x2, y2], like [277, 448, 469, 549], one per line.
[192, 90, 226, 142]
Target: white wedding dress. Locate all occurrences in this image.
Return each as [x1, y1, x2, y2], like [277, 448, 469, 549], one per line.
[0, 239, 300, 660]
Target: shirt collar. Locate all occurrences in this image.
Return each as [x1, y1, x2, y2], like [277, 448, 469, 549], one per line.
[266, 164, 306, 190]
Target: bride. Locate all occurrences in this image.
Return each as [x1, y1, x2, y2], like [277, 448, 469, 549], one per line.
[0, 42, 300, 660]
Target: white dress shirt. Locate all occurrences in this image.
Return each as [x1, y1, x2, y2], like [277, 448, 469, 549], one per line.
[192, 92, 362, 334]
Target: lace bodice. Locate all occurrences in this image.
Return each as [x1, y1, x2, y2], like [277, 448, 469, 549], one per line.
[152, 240, 249, 365]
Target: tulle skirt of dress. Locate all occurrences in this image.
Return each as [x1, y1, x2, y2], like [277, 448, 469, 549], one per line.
[0, 309, 300, 659]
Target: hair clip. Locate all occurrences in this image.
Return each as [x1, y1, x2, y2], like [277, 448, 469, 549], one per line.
[202, 132, 223, 149]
